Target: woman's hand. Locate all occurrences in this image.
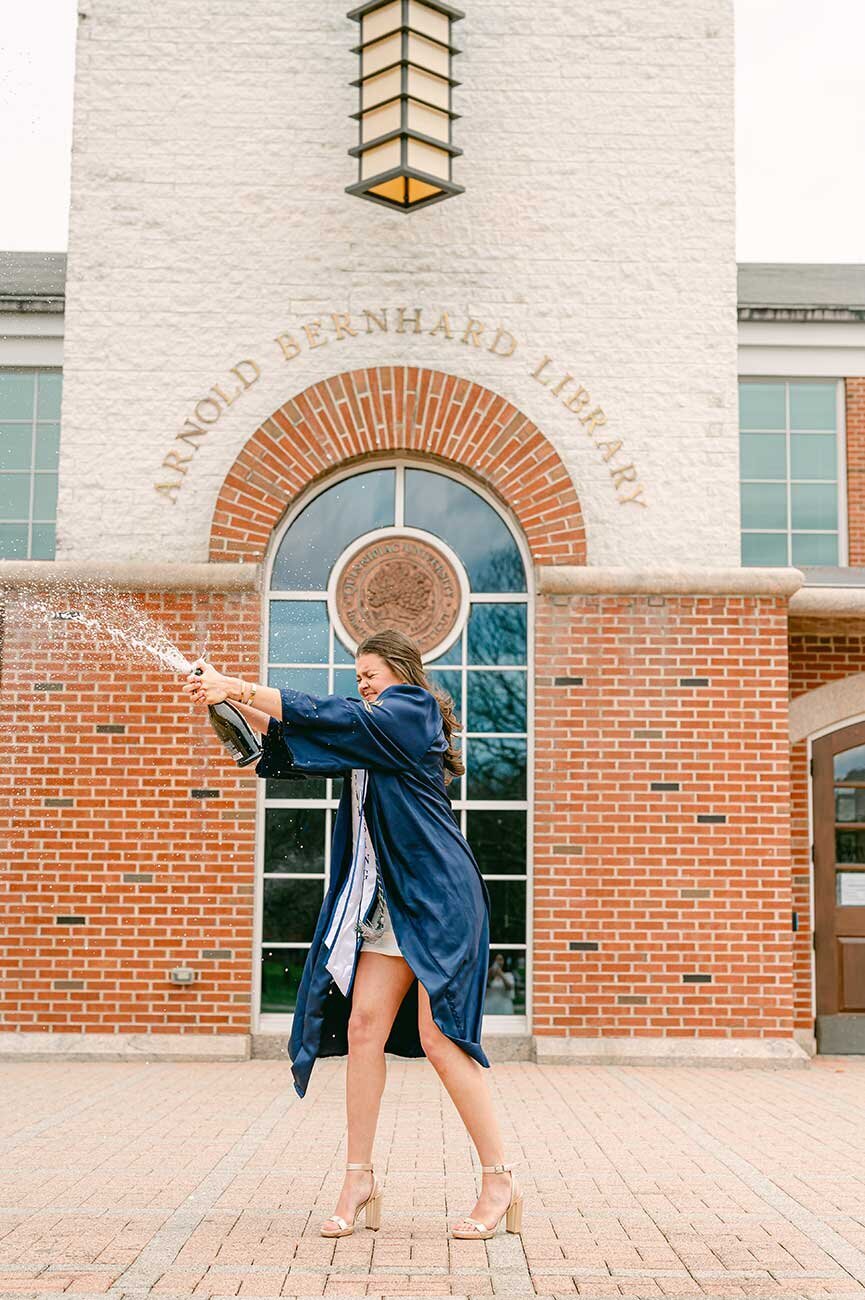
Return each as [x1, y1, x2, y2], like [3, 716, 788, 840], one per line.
[183, 660, 239, 706]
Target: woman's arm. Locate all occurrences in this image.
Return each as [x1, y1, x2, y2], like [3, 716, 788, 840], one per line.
[182, 661, 282, 722]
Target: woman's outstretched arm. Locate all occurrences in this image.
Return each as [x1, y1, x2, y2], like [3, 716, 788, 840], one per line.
[182, 661, 283, 722]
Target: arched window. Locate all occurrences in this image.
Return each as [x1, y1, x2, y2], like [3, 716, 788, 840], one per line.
[258, 461, 532, 1031]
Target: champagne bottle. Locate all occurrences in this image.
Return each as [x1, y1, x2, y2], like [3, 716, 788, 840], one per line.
[192, 666, 262, 768]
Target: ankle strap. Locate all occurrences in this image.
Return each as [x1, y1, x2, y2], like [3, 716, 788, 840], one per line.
[481, 1160, 517, 1173]
[346, 1162, 373, 1170]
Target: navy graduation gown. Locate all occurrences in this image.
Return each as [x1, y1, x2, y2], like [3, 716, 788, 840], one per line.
[255, 682, 492, 1099]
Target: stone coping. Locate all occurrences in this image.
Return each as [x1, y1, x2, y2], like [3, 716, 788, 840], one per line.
[0, 560, 260, 591]
[537, 564, 805, 596]
[0, 1032, 251, 1061]
[533, 1034, 810, 1068]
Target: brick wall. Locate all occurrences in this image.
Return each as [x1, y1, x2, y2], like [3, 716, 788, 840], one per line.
[0, 588, 260, 1036]
[846, 378, 865, 564]
[534, 593, 794, 1038]
[788, 626, 865, 1031]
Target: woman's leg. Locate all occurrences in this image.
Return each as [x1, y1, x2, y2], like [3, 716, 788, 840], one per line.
[416, 980, 513, 1232]
[322, 951, 416, 1231]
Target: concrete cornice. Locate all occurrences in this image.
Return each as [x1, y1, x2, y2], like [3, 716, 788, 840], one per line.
[788, 586, 865, 618]
[0, 561, 260, 592]
[536, 565, 805, 597]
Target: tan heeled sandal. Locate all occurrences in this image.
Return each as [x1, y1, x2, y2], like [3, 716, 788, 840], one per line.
[449, 1160, 524, 1239]
[319, 1162, 383, 1237]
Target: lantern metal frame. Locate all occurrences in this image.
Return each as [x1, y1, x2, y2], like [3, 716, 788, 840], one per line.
[346, 0, 465, 213]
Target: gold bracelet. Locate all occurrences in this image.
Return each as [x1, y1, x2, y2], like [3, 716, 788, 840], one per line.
[248, 682, 257, 707]
[233, 678, 246, 704]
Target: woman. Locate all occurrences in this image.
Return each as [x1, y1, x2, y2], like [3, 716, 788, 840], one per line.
[183, 628, 524, 1242]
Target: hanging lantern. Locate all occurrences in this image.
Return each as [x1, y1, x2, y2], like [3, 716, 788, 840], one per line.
[346, 0, 465, 213]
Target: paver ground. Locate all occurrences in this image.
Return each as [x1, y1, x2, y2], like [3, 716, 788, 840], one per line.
[1, 1056, 864, 1300]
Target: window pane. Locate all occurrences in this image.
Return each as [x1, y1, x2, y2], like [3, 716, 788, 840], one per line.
[466, 736, 527, 800]
[332, 668, 359, 698]
[404, 469, 525, 592]
[0, 426, 32, 471]
[30, 523, 56, 560]
[790, 433, 836, 480]
[427, 668, 462, 711]
[485, 879, 526, 943]
[262, 878, 324, 942]
[333, 632, 355, 664]
[791, 532, 838, 566]
[835, 746, 865, 782]
[36, 372, 62, 421]
[835, 788, 865, 822]
[739, 382, 785, 430]
[790, 382, 836, 431]
[740, 482, 787, 529]
[467, 603, 527, 665]
[836, 830, 865, 865]
[466, 810, 526, 874]
[484, 950, 525, 1016]
[271, 468, 395, 590]
[0, 475, 31, 520]
[261, 946, 309, 1013]
[467, 671, 526, 733]
[32, 474, 58, 521]
[264, 808, 327, 873]
[266, 775, 327, 799]
[267, 667, 329, 696]
[428, 635, 462, 666]
[790, 483, 837, 530]
[0, 523, 28, 558]
[741, 532, 788, 565]
[34, 424, 60, 471]
[0, 373, 35, 419]
[269, 600, 329, 662]
[739, 432, 786, 480]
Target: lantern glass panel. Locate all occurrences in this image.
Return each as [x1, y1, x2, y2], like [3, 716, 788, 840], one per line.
[361, 137, 401, 178]
[407, 177, 441, 202]
[407, 32, 450, 76]
[408, 101, 449, 140]
[408, 138, 450, 179]
[406, 65, 449, 108]
[362, 100, 402, 140]
[362, 67, 401, 109]
[362, 0, 400, 40]
[408, 0, 450, 42]
[363, 32, 402, 76]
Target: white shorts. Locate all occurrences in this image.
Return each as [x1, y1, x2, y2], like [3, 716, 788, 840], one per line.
[360, 891, 404, 958]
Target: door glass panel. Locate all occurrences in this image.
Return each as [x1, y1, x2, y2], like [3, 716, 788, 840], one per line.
[485, 879, 526, 943]
[789, 382, 836, 431]
[262, 879, 325, 942]
[835, 788, 865, 823]
[484, 950, 526, 1015]
[264, 808, 327, 873]
[261, 947, 309, 1012]
[836, 830, 865, 864]
[833, 747, 865, 782]
[791, 433, 836, 480]
[791, 483, 837, 530]
[740, 482, 787, 529]
[741, 532, 787, 565]
[836, 873, 865, 906]
[739, 431, 786, 479]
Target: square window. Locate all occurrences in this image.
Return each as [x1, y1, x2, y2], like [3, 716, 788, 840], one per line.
[262, 878, 325, 943]
[36, 372, 62, 421]
[32, 474, 58, 521]
[35, 424, 60, 471]
[791, 533, 838, 566]
[0, 426, 32, 472]
[789, 382, 836, 431]
[740, 482, 787, 531]
[790, 483, 837, 531]
[466, 810, 526, 874]
[790, 433, 836, 480]
[741, 532, 788, 565]
[467, 670, 526, 733]
[268, 600, 329, 663]
[739, 383, 785, 430]
[0, 474, 31, 520]
[30, 523, 56, 560]
[466, 736, 527, 800]
[739, 432, 786, 480]
[260, 946, 309, 1013]
[0, 373, 35, 419]
[0, 522, 29, 558]
[264, 808, 327, 874]
[467, 603, 527, 665]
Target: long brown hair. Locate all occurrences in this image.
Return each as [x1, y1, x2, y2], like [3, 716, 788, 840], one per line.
[356, 628, 465, 783]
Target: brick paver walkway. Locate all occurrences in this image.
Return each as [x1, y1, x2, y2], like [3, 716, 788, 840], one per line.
[1, 1057, 864, 1299]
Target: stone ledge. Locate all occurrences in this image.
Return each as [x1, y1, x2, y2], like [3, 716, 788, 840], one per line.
[0, 560, 260, 591]
[0, 1032, 251, 1061]
[250, 1032, 534, 1062]
[536, 565, 805, 597]
[532, 1035, 810, 1068]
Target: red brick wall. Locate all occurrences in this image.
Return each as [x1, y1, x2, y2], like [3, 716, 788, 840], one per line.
[846, 378, 865, 564]
[533, 593, 795, 1038]
[0, 588, 260, 1036]
[789, 626, 865, 1031]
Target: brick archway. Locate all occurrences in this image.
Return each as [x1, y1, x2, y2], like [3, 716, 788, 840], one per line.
[209, 367, 586, 566]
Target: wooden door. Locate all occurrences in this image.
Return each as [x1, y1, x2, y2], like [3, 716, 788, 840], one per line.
[813, 721, 865, 1052]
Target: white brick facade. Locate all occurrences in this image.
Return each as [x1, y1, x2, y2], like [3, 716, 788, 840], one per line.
[60, 0, 736, 565]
